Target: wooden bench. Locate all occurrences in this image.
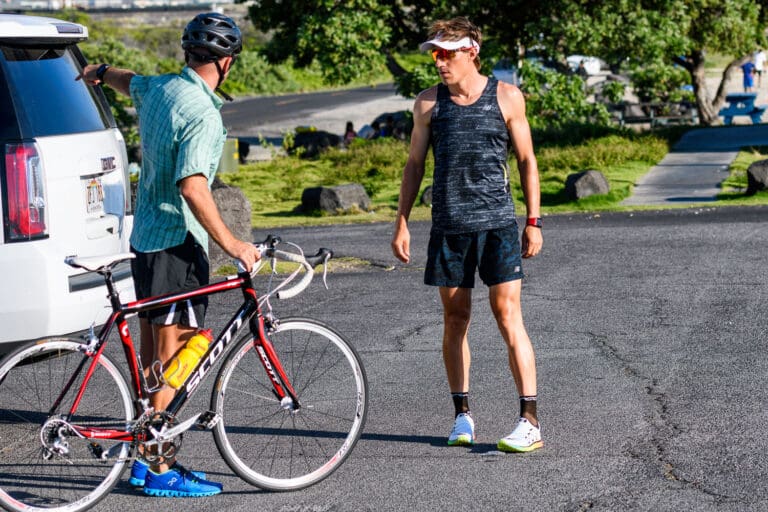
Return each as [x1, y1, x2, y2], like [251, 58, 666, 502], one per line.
[719, 93, 766, 125]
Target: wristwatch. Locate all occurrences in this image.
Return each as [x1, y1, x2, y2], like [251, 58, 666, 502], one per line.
[526, 217, 542, 228]
[95, 63, 111, 81]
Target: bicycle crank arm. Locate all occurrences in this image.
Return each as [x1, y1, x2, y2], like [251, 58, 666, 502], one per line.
[148, 413, 202, 443]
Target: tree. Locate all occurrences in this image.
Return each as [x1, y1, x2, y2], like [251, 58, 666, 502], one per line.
[243, 1, 768, 126]
[245, 0, 395, 84]
[482, 0, 767, 125]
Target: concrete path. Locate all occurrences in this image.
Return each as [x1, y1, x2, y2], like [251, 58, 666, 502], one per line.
[622, 68, 768, 206]
[621, 125, 768, 206]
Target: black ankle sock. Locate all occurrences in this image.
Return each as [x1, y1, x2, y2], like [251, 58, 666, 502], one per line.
[520, 395, 538, 426]
[451, 392, 469, 417]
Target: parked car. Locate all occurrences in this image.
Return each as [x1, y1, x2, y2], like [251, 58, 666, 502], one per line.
[0, 14, 134, 353]
[566, 55, 603, 76]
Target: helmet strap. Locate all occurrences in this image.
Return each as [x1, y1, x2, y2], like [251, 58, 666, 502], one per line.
[213, 59, 233, 102]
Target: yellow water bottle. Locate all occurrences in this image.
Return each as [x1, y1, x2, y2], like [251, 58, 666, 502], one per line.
[162, 329, 212, 389]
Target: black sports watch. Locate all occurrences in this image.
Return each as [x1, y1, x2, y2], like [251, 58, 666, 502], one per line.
[95, 63, 111, 82]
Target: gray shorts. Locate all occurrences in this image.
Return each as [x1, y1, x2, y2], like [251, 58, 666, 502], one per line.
[131, 233, 209, 327]
[424, 223, 524, 288]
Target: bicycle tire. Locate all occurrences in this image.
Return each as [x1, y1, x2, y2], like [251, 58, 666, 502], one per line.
[211, 317, 368, 491]
[0, 339, 133, 512]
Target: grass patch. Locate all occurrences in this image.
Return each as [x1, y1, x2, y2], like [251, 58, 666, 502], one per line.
[717, 146, 768, 203]
[219, 126, 768, 229]
[222, 137, 434, 228]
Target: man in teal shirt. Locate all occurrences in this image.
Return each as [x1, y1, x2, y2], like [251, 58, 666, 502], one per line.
[80, 13, 260, 498]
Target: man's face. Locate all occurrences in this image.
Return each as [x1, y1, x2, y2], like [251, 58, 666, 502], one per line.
[431, 46, 478, 85]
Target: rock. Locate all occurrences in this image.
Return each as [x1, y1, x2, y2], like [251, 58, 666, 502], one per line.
[301, 184, 371, 214]
[746, 159, 768, 195]
[292, 130, 342, 158]
[565, 170, 610, 200]
[208, 177, 252, 272]
[421, 185, 433, 206]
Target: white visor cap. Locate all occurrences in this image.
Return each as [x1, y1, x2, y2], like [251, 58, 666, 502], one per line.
[419, 36, 479, 52]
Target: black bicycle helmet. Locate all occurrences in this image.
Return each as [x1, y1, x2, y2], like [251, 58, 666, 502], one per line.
[182, 13, 242, 58]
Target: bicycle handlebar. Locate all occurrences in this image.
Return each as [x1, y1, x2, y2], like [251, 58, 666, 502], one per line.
[236, 236, 333, 300]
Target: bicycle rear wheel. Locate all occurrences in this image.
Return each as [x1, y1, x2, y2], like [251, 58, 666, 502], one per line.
[0, 339, 133, 512]
[212, 317, 368, 491]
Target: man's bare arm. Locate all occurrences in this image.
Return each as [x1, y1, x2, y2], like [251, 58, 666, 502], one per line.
[77, 64, 135, 97]
[391, 87, 436, 263]
[178, 174, 261, 271]
[498, 82, 543, 258]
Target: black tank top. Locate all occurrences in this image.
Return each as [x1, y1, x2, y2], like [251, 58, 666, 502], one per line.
[430, 76, 516, 233]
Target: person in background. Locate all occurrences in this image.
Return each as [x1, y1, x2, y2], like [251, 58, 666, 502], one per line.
[742, 58, 756, 92]
[754, 48, 766, 88]
[391, 16, 544, 453]
[78, 12, 260, 498]
[344, 121, 357, 145]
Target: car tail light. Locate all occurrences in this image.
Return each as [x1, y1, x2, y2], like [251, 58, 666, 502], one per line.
[4, 143, 48, 241]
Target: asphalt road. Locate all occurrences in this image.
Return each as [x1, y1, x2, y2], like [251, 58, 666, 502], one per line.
[85, 205, 768, 512]
[221, 83, 410, 140]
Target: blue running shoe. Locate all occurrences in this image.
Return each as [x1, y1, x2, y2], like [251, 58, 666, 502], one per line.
[142, 466, 222, 498]
[129, 459, 207, 487]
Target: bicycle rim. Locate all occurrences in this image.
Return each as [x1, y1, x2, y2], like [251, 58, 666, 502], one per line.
[212, 318, 368, 491]
[0, 339, 132, 512]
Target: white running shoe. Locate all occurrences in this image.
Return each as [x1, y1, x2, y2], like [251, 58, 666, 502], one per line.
[447, 412, 475, 446]
[497, 417, 543, 453]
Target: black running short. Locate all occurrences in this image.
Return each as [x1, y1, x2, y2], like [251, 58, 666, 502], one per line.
[424, 223, 524, 288]
[130, 233, 209, 327]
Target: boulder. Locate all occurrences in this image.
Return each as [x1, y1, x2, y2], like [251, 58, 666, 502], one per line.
[565, 170, 610, 200]
[292, 130, 342, 158]
[746, 159, 768, 195]
[301, 184, 371, 214]
[208, 177, 252, 272]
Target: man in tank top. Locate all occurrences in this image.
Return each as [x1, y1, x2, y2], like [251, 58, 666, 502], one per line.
[391, 17, 544, 453]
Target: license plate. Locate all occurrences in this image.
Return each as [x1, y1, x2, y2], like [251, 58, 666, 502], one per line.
[85, 177, 104, 215]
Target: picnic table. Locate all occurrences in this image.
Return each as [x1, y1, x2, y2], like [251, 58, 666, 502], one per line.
[613, 102, 699, 128]
[719, 93, 766, 125]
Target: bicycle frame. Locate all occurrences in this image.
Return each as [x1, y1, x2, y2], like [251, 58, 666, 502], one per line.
[55, 268, 300, 444]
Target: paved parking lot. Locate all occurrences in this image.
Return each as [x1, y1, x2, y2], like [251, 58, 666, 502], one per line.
[82, 206, 768, 511]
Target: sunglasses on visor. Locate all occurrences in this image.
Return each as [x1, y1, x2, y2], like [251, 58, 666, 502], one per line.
[430, 47, 473, 62]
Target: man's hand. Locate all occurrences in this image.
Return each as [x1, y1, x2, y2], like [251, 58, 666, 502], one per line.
[76, 64, 102, 86]
[227, 239, 261, 273]
[391, 225, 411, 264]
[521, 225, 543, 258]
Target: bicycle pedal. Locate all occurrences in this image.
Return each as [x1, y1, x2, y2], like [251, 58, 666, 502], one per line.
[194, 411, 221, 430]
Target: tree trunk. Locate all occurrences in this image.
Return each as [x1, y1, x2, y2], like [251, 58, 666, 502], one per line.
[384, 51, 407, 78]
[689, 52, 751, 126]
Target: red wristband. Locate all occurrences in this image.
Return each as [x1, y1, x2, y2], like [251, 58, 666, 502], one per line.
[526, 217, 542, 228]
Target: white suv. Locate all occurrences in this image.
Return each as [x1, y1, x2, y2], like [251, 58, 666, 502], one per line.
[0, 14, 134, 353]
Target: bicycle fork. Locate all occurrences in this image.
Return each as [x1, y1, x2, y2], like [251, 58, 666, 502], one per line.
[253, 315, 301, 412]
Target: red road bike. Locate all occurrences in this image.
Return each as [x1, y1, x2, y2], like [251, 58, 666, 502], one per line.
[0, 235, 368, 512]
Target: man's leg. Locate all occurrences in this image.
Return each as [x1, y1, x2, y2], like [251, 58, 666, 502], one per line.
[488, 280, 537, 406]
[439, 287, 477, 446]
[439, 286, 472, 394]
[490, 279, 543, 453]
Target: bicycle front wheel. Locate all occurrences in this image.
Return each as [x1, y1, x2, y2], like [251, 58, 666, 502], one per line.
[0, 339, 133, 512]
[212, 317, 368, 491]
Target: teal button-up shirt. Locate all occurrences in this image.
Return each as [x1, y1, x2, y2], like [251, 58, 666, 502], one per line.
[129, 66, 226, 254]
